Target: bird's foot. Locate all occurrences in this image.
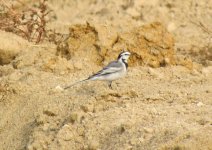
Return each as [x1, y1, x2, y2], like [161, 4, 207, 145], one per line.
[108, 81, 113, 89]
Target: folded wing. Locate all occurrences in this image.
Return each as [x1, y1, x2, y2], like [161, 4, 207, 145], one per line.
[88, 61, 122, 79]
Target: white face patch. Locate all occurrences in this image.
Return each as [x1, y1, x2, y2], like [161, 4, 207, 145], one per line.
[119, 51, 131, 62]
[117, 51, 131, 62]
[121, 51, 131, 56]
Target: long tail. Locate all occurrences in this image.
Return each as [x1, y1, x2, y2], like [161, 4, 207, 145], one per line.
[63, 78, 89, 90]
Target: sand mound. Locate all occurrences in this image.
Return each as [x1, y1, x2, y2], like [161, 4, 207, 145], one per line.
[58, 22, 175, 68]
[0, 0, 212, 150]
[0, 31, 29, 65]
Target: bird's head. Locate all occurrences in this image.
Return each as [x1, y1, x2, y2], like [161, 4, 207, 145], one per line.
[117, 51, 131, 63]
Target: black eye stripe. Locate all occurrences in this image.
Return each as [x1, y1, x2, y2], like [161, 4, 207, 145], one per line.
[118, 51, 130, 60]
[121, 53, 130, 56]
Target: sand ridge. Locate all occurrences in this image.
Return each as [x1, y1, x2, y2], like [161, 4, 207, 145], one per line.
[0, 0, 212, 150]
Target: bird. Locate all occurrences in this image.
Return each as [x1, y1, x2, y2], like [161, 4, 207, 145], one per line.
[64, 51, 131, 89]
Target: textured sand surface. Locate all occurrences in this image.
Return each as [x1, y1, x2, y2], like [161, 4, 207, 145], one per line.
[0, 0, 212, 150]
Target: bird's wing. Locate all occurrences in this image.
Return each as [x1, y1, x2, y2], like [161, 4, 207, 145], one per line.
[64, 61, 123, 87]
[89, 61, 122, 78]
[102, 61, 123, 72]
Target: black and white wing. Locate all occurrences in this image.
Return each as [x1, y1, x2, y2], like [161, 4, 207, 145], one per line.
[88, 61, 123, 79]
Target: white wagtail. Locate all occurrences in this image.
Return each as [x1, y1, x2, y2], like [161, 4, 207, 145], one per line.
[64, 51, 131, 89]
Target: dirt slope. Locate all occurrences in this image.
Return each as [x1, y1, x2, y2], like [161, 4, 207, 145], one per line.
[0, 0, 212, 150]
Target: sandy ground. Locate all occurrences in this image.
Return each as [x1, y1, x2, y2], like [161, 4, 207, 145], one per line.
[0, 0, 212, 150]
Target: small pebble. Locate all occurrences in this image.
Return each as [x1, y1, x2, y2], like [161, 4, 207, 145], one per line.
[143, 127, 154, 133]
[88, 140, 99, 150]
[55, 85, 64, 91]
[197, 102, 204, 107]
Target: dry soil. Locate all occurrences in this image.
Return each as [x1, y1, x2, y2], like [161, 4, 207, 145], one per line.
[0, 0, 212, 150]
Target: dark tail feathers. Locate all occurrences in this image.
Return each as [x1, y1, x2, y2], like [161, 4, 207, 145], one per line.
[63, 78, 89, 90]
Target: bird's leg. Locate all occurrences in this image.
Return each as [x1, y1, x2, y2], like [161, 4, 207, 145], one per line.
[108, 81, 113, 89]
